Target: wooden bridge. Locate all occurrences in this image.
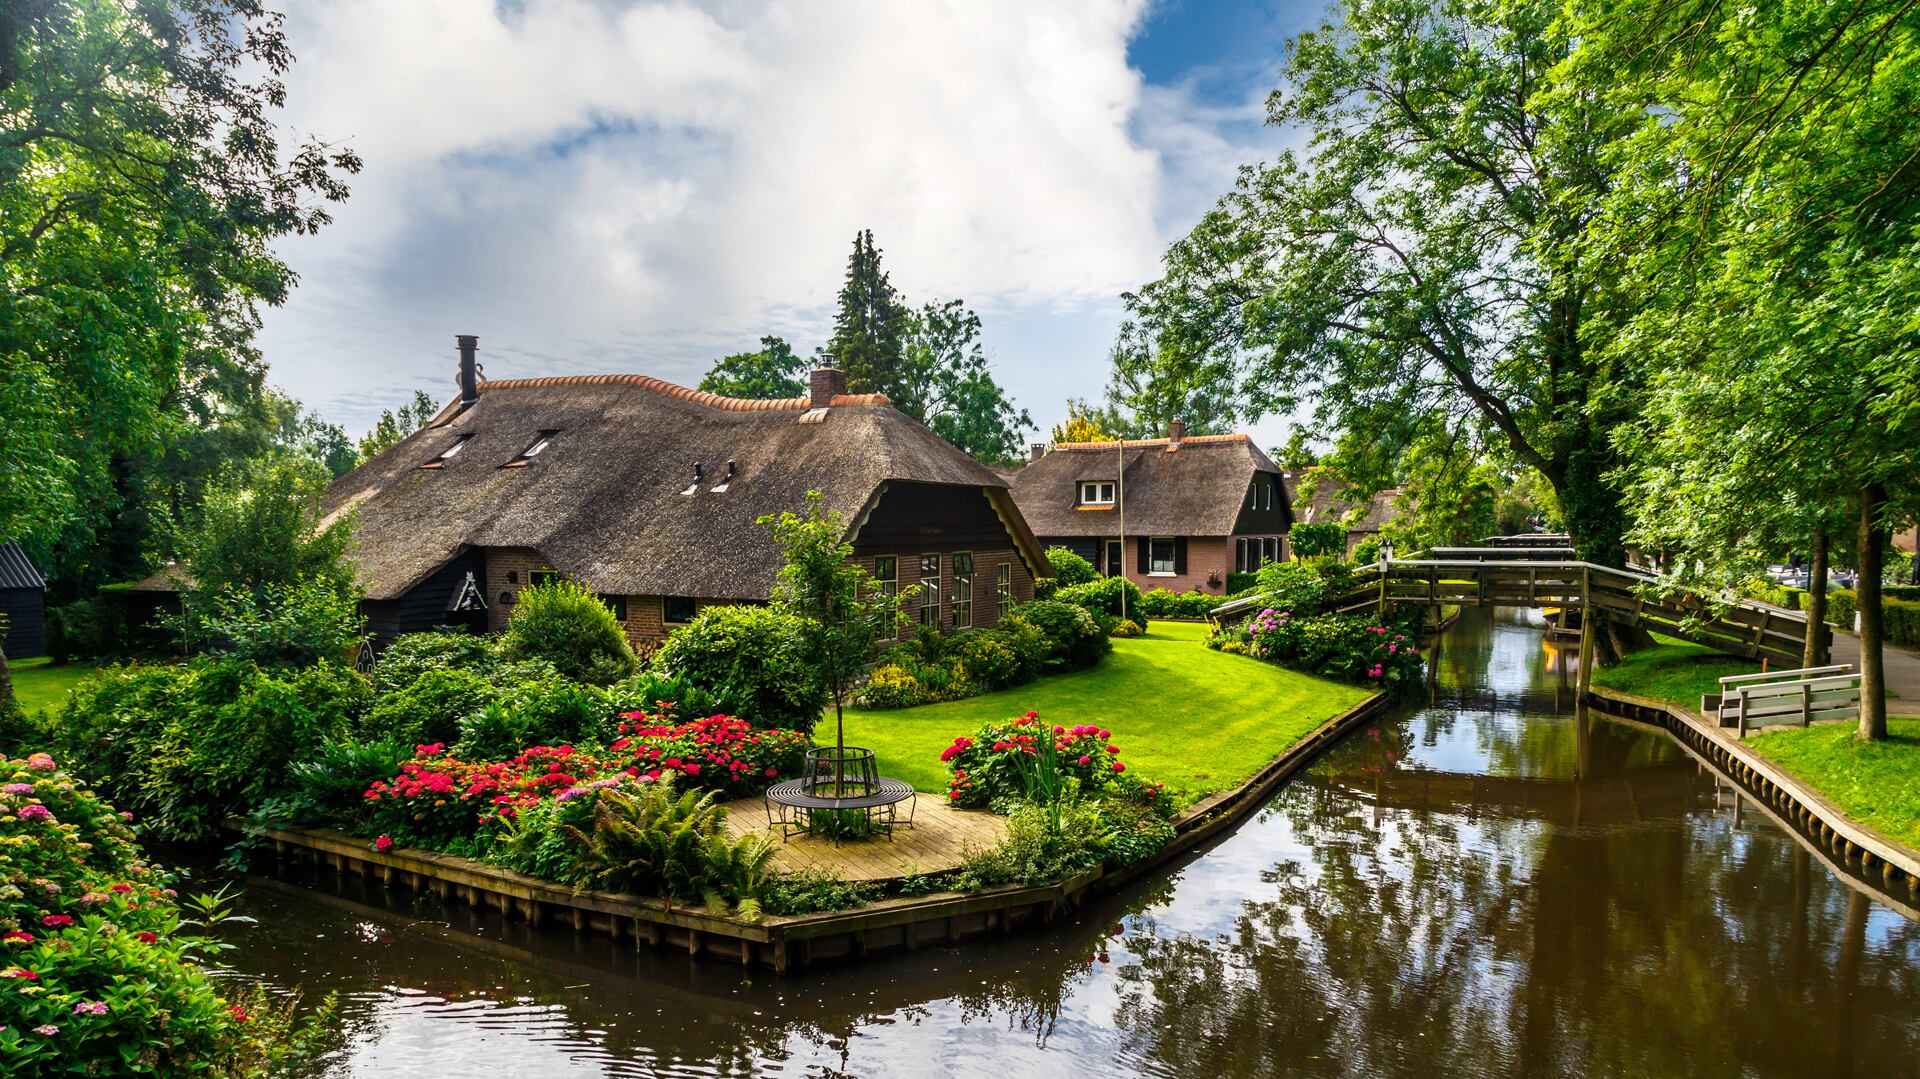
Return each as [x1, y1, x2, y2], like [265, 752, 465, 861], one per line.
[1216, 551, 1828, 669]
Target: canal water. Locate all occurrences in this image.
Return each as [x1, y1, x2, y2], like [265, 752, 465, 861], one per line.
[216, 609, 1920, 1077]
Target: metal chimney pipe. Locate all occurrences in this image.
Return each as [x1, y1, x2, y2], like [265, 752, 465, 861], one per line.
[456, 335, 480, 406]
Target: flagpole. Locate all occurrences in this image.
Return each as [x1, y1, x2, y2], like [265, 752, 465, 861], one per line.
[1117, 436, 1127, 624]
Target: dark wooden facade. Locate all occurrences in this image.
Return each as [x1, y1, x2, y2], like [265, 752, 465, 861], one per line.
[0, 542, 47, 659]
[363, 548, 488, 648]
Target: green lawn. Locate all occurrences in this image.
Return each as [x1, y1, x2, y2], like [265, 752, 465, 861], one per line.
[1748, 718, 1920, 850]
[9, 657, 96, 716]
[837, 621, 1373, 796]
[1588, 634, 1759, 711]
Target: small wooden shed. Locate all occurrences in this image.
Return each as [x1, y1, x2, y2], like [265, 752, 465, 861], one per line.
[0, 542, 47, 659]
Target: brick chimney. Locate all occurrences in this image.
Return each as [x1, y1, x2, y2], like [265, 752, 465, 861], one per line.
[456, 334, 480, 407]
[809, 366, 847, 409]
[1029, 442, 1047, 463]
[1169, 418, 1186, 445]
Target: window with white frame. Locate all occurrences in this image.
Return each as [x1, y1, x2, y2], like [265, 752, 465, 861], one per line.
[996, 562, 1013, 619]
[1079, 481, 1115, 505]
[1149, 537, 1176, 575]
[873, 555, 898, 597]
[952, 552, 974, 628]
[918, 554, 940, 626]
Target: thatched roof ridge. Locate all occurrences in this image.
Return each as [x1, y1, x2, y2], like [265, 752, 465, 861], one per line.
[1007, 435, 1284, 538]
[325, 374, 1033, 603]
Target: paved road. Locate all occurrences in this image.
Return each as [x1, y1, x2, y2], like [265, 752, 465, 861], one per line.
[1830, 631, 1920, 715]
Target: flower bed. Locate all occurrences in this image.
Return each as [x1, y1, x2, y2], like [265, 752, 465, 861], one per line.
[939, 712, 1154, 809]
[1210, 609, 1425, 696]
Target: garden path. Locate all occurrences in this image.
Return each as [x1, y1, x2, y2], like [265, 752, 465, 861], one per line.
[722, 795, 1007, 882]
[1828, 631, 1920, 712]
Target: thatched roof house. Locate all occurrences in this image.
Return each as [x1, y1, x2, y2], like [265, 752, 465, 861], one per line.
[1283, 467, 1403, 555]
[1007, 422, 1291, 595]
[145, 339, 1051, 646]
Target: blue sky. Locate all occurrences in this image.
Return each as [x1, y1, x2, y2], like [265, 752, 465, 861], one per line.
[259, 1, 1327, 451]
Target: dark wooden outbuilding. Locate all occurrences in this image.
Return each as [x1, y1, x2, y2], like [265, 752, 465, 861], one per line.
[0, 542, 47, 659]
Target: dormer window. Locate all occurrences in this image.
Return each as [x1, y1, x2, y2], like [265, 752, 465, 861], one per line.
[419, 435, 472, 469]
[503, 430, 557, 468]
[1079, 481, 1115, 506]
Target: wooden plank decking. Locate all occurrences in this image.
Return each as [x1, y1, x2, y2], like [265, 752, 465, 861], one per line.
[722, 795, 1009, 881]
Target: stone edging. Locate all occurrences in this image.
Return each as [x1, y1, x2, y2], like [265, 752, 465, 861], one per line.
[1585, 686, 1920, 907]
[238, 692, 1390, 971]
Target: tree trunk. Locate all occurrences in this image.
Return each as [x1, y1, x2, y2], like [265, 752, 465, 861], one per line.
[1552, 449, 1656, 664]
[1803, 527, 1830, 668]
[1856, 484, 1887, 742]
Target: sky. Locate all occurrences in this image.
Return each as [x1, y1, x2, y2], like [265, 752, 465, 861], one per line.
[259, 0, 1329, 450]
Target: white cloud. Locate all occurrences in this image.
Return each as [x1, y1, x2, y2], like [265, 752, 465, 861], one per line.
[258, 0, 1287, 437]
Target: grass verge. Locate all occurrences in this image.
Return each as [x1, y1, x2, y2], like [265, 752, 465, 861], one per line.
[1747, 718, 1920, 850]
[1588, 635, 1759, 711]
[837, 621, 1373, 796]
[9, 657, 97, 716]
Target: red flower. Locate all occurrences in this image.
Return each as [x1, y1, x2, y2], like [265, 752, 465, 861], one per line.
[374, 836, 394, 853]
[228, 1005, 250, 1022]
[39, 915, 73, 929]
[2, 931, 32, 944]
[109, 884, 133, 894]
[135, 932, 157, 944]
[1111, 761, 1126, 773]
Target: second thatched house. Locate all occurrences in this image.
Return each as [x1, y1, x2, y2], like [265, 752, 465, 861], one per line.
[147, 338, 1051, 649]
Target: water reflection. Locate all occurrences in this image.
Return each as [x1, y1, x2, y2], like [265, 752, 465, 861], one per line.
[220, 609, 1920, 1077]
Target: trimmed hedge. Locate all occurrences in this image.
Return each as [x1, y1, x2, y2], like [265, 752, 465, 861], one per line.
[1137, 588, 1218, 620]
[1054, 576, 1148, 632]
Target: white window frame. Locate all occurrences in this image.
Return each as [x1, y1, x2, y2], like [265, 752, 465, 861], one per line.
[873, 555, 898, 597]
[1080, 480, 1115, 506]
[996, 562, 1013, 619]
[1148, 537, 1177, 576]
[918, 553, 940, 627]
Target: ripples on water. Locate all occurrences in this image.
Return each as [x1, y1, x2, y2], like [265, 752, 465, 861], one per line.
[216, 609, 1920, 1078]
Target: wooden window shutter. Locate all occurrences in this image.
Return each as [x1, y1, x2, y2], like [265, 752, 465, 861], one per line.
[1137, 537, 1150, 574]
[1174, 537, 1188, 575]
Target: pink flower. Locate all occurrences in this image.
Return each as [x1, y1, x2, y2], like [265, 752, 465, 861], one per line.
[2, 783, 34, 795]
[2, 931, 30, 944]
[1105, 745, 1120, 754]
[1098, 729, 1111, 740]
[1024, 711, 1038, 719]
[31, 1024, 57, 1036]
[228, 1005, 250, 1022]
[24, 753, 54, 772]
[17, 805, 51, 822]
[1111, 761, 1126, 773]
[109, 884, 132, 894]
[72, 1002, 108, 1015]
[374, 836, 394, 853]
[39, 915, 72, 929]
[4, 968, 38, 979]
[1078, 756, 1092, 765]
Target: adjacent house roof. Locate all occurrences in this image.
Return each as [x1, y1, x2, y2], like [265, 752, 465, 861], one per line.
[0, 542, 45, 591]
[1007, 434, 1284, 538]
[307, 374, 1046, 602]
[1284, 468, 1402, 533]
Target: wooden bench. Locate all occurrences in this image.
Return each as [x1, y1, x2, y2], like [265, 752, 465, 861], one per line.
[1706, 665, 1859, 737]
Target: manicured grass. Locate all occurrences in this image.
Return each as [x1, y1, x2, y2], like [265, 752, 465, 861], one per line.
[1748, 718, 1920, 850]
[9, 657, 96, 716]
[836, 621, 1374, 796]
[1589, 634, 1759, 711]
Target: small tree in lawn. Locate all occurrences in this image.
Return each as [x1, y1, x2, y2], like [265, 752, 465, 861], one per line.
[759, 492, 910, 785]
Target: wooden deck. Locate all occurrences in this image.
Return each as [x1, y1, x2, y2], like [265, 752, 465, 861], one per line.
[722, 794, 1009, 882]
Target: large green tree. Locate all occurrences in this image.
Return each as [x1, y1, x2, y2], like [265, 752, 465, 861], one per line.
[0, 0, 357, 701]
[1127, 0, 1641, 580]
[1066, 320, 1240, 440]
[895, 300, 1034, 464]
[355, 390, 439, 464]
[698, 335, 806, 399]
[1566, 0, 1920, 738]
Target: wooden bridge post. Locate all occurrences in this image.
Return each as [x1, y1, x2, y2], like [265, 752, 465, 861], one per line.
[1576, 568, 1595, 699]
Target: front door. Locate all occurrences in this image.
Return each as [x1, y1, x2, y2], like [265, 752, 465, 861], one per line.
[1105, 539, 1124, 577]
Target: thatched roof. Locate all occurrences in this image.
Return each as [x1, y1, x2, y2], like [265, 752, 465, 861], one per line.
[1007, 434, 1284, 537]
[1284, 468, 1402, 533]
[313, 374, 1044, 601]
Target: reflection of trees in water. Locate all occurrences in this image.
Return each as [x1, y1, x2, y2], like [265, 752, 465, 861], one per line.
[1111, 756, 1920, 1078]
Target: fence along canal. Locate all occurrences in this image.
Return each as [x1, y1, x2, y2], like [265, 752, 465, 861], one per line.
[211, 607, 1920, 1077]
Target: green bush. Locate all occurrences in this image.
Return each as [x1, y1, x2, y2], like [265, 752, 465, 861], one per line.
[1222, 608, 1425, 698]
[361, 667, 495, 747]
[373, 630, 496, 695]
[1111, 618, 1144, 638]
[498, 580, 637, 685]
[178, 576, 367, 667]
[453, 673, 608, 760]
[1033, 576, 1059, 600]
[54, 659, 371, 841]
[1252, 558, 1356, 616]
[760, 868, 878, 915]
[1044, 546, 1099, 587]
[1885, 595, 1920, 649]
[265, 737, 415, 828]
[1351, 538, 1381, 566]
[47, 597, 128, 663]
[605, 669, 733, 721]
[857, 664, 927, 709]
[1055, 575, 1148, 631]
[1006, 601, 1109, 671]
[1226, 571, 1260, 595]
[857, 624, 1046, 710]
[1828, 589, 1857, 629]
[652, 604, 826, 732]
[1289, 522, 1348, 559]
[1137, 588, 1216, 620]
[554, 775, 775, 915]
[953, 799, 1113, 889]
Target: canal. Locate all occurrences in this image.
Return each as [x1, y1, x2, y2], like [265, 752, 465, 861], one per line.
[217, 608, 1920, 1077]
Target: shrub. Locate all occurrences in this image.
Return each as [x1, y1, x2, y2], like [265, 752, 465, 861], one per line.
[1226, 571, 1260, 595]
[1229, 609, 1425, 697]
[372, 630, 496, 696]
[54, 659, 371, 841]
[363, 744, 601, 851]
[652, 604, 826, 732]
[1827, 589, 1857, 629]
[1111, 619, 1144, 638]
[858, 664, 927, 709]
[46, 597, 126, 663]
[557, 774, 773, 912]
[265, 737, 417, 828]
[1096, 797, 1178, 866]
[498, 580, 637, 685]
[940, 712, 1129, 809]
[1351, 537, 1381, 565]
[0, 754, 332, 1072]
[1252, 558, 1356, 616]
[605, 669, 733, 722]
[1006, 601, 1109, 671]
[1289, 522, 1348, 559]
[361, 667, 495, 747]
[607, 714, 810, 797]
[453, 674, 608, 760]
[1033, 577, 1059, 600]
[953, 629, 1036, 690]
[760, 868, 878, 915]
[1136, 588, 1215, 620]
[953, 799, 1113, 889]
[178, 576, 367, 668]
[1055, 575, 1148, 631]
[1044, 546, 1099, 587]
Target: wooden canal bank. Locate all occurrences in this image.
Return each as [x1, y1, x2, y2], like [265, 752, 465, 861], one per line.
[1586, 686, 1920, 911]
[241, 691, 1392, 973]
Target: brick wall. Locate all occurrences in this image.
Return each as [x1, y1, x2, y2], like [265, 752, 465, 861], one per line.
[483, 547, 553, 633]
[852, 547, 1035, 636]
[1127, 535, 1232, 595]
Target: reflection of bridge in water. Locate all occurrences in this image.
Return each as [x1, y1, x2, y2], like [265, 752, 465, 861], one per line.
[1299, 761, 1700, 828]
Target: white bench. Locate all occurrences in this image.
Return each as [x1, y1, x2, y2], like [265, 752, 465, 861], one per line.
[1707, 665, 1859, 737]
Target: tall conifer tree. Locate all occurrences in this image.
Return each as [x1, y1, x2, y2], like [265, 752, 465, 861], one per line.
[824, 230, 906, 397]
